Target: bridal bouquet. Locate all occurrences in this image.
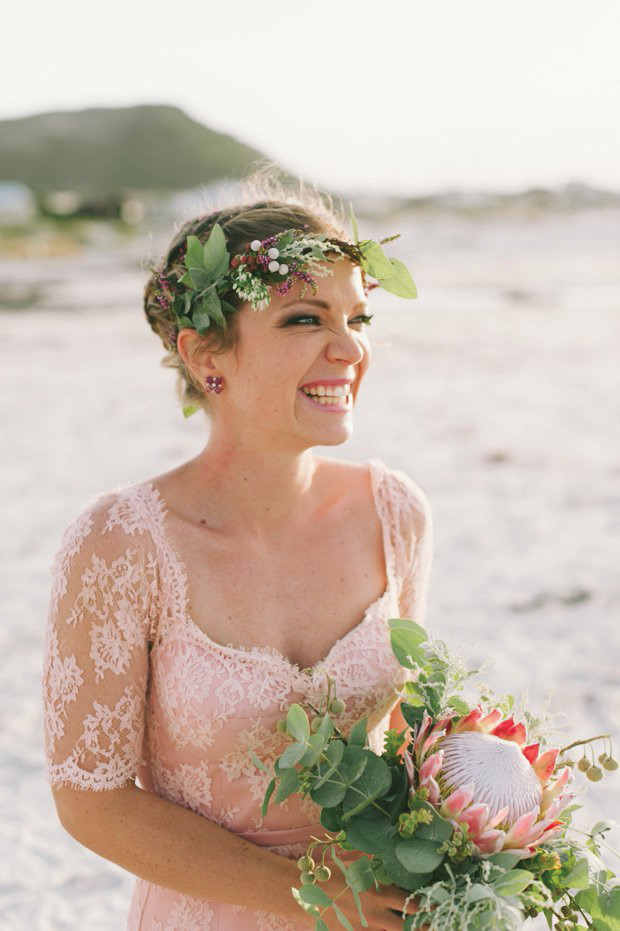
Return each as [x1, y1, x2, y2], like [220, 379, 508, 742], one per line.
[252, 619, 619, 930]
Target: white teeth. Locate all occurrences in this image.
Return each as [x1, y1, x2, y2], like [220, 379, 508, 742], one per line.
[302, 384, 351, 398]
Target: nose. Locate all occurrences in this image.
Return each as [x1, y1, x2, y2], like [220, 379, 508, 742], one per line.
[324, 325, 367, 366]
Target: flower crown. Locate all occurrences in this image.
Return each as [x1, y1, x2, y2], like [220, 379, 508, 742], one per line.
[153, 205, 417, 344]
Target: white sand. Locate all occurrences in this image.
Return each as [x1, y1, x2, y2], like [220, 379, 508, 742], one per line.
[2, 207, 619, 928]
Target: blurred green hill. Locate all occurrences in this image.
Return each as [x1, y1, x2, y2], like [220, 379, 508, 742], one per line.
[0, 104, 266, 196]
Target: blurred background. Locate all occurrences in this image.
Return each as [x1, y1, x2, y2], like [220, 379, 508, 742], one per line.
[1, 1, 619, 928]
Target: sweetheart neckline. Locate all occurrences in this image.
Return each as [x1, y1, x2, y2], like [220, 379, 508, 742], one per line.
[140, 457, 395, 676]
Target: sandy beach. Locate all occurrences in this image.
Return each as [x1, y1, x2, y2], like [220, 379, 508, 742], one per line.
[2, 205, 619, 929]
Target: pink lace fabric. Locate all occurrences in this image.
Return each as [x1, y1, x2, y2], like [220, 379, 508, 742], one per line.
[41, 457, 433, 930]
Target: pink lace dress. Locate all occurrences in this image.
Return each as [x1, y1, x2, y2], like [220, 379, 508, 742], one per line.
[41, 457, 433, 930]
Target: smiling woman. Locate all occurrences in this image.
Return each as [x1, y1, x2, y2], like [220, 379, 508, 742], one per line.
[42, 162, 432, 931]
[143, 168, 372, 420]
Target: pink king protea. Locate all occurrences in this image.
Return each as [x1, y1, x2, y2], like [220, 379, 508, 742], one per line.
[403, 707, 575, 858]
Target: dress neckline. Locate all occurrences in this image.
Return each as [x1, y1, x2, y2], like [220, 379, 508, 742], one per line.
[139, 457, 395, 677]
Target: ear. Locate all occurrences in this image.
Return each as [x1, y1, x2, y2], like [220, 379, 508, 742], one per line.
[176, 328, 218, 382]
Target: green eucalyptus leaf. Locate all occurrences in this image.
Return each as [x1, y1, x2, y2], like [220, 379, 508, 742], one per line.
[359, 241, 395, 279]
[446, 695, 470, 715]
[313, 739, 345, 789]
[395, 838, 443, 874]
[341, 745, 369, 784]
[178, 315, 194, 328]
[261, 776, 276, 817]
[299, 733, 326, 767]
[185, 235, 206, 269]
[311, 773, 348, 808]
[562, 857, 590, 890]
[487, 851, 524, 870]
[332, 903, 354, 931]
[379, 838, 429, 891]
[178, 269, 193, 287]
[414, 806, 453, 844]
[298, 884, 332, 907]
[344, 808, 393, 854]
[279, 741, 307, 768]
[188, 267, 212, 290]
[378, 258, 418, 298]
[275, 230, 294, 250]
[341, 752, 392, 820]
[249, 749, 270, 774]
[202, 290, 226, 329]
[274, 765, 300, 803]
[192, 304, 211, 333]
[286, 704, 310, 742]
[388, 618, 427, 669]
[347, 717, 368, 748]
[202, 223, 230, 279]
[317, 714, 335, 743]
[491, 869, 534, 897]
[320, 804, 343, 832]
[345, 856, 375, 893]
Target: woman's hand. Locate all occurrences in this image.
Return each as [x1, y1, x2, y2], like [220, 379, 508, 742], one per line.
[302, 872, 430, 931]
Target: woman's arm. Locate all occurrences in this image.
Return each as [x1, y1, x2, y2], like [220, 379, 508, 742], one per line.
[53, 781, 304, 919]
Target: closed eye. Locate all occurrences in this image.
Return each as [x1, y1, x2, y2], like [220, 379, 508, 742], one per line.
[283, 314, 374, 327]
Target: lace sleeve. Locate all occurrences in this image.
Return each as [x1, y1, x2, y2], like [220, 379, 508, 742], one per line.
[390, 470, 434, 627]
[41, 492, 159, 791]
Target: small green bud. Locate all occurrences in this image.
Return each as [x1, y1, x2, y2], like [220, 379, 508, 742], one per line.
[297, 855, 315, 871]
[603, 755, 619, 771]
[310, 716, 322, 733]
[329, 698, 346, 714]
[577, 756, 590, 772]
[276, 718, 287, 735]
[586, 765, 603, 782]
[314, 865, 331, 882]
[300, 871, 315, 884]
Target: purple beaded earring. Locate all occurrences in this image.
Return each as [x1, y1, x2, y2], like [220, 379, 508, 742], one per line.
[205, 375, 224, 394]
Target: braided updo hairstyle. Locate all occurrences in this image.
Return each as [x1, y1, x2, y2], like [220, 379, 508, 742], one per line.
[143, 164, 368, 417]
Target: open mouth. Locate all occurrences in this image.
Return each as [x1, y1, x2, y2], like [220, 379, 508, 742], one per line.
[299, 384, 352, 411]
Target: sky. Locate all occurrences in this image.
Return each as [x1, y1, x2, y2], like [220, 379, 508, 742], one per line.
[3, 0, 619, 196]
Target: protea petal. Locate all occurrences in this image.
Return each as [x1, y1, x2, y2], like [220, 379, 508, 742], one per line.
[490, 717, 517, 739]
[503, 810, 539, 848]
[502, 722, 528, 746]
[414, 711, 433, 755]
[473, 828, 507, 855]
[522, 742, 540, 764]
[440, 782, 476, 819]
[452, 709, 484, 733]
[419, 750, 443, 783]
[477, 709, 504, 733]
[488, 805, 510, 829]
[424, 775, 441, 805]
[531, 747, 559, 784]
[540, 765, 571, 812]
[458, 802, 491, 839]
[404, 747, 416, 787]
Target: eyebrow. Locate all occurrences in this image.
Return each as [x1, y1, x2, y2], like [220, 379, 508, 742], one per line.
[282, 298, 369, 310]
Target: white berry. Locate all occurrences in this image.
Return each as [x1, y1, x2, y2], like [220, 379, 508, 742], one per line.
[268, 260, 280, 272]
[250, 239, 262, 251]
[267, 247, 279, 259]
[278, 264, 289, 275]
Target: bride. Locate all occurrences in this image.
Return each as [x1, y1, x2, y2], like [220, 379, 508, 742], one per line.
[42, 169, 433, 930]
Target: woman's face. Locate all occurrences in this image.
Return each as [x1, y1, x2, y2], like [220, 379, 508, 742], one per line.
[201, 257, 372, 450]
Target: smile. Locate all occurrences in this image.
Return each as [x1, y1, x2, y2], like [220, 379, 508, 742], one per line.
[299, 385, 352, 411]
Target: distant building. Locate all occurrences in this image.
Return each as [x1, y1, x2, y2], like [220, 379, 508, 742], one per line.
[0, 180, 37, 223]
